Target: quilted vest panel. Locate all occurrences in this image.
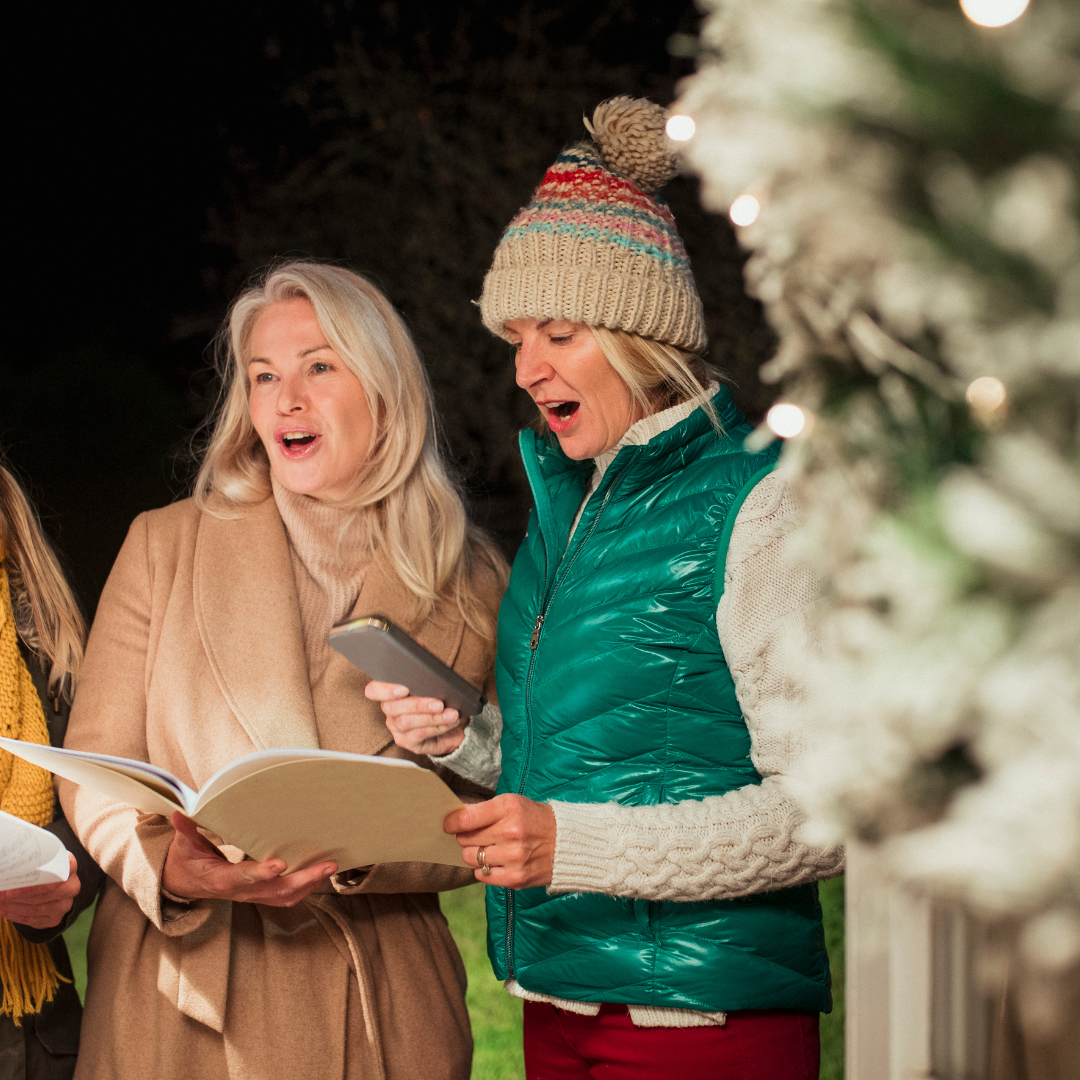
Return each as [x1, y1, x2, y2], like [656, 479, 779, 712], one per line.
[487, 387, 831, 1013]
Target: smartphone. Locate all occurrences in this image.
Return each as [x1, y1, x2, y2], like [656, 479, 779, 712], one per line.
[328, 616, 486, 719]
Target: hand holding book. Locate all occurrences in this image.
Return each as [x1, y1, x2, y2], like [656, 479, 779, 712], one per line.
[0, 810, 80, 928]
[162, 812, 336, 905]
[0, 738, 466, 876]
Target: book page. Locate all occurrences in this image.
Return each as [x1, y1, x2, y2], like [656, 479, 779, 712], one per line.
[0, 810, 70, 890]
[0, 737, 189, 817]
[194, 746, 417, 807]
[194, 755, 465, 873]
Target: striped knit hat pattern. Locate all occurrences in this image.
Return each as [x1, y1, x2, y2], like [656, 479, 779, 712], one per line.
[480, 96, 706, 354]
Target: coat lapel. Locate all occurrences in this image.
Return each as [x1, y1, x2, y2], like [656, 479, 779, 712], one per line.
[310, 557, 468, 757]
[193, 495, 320, 750]
[351, 558, 466, 668]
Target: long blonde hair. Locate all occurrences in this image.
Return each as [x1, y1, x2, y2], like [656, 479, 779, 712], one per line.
[194, 261, 507, 637]
[0, 463, 85, 701]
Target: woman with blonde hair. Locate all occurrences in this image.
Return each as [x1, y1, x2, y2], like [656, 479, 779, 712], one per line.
[59, 261, 506, 1079]
[372, 99, 844, 1079]
[0, 459, 104, 1079]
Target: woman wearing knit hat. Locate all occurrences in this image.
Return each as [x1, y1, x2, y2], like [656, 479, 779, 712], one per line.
[371, 97, 844, 1078]
[0, 460, 105, 1079]
[58, 263, 507, 1079]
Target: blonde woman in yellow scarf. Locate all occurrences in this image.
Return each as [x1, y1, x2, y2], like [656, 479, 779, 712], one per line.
[0, 458, 104, 1080]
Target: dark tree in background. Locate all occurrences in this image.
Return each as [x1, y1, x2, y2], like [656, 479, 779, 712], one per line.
[5, 0, 774, 612]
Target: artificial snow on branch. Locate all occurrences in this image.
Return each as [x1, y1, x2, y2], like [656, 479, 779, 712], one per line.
[677, 0, 1080, 1006]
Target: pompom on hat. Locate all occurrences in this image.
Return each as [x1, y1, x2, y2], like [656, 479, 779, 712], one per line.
[479, 96, 707, 354]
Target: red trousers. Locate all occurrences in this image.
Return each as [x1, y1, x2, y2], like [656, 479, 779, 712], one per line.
[523, 1001, 820, 1080]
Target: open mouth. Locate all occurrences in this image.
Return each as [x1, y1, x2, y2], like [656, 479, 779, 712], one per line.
[282, 433, 317, 449]
[278, 431, 321, 457]
[542, 401, 580, 429]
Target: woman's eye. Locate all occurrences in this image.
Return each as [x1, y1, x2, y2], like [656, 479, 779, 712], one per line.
[254, 372, 274, 384]
[312, 362, 330, 374]
[549, 335, 572, 345]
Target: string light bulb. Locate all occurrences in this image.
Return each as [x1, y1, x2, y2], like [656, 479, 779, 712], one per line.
[966, 376, 1007, 421]
[729, 194, 761, 227]
[665, 115, 696, 142]
[959, 0, 1029, 28]
[766, 403, 810, 438]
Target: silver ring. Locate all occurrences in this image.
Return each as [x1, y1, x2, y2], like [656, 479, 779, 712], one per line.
[477, 846, 492, 876]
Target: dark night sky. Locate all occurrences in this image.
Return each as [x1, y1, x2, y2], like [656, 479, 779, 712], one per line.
[5, 1, 775, 614]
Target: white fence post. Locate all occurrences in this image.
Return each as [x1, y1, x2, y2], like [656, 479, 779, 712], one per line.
[845, 844, 990, 1080]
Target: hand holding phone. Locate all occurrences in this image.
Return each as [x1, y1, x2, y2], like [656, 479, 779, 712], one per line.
[330, 616, 485, 756]
[364, 679, 468, 757]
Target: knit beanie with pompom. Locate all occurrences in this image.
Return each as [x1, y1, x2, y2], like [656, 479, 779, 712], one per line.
[479, 96, 706, 354]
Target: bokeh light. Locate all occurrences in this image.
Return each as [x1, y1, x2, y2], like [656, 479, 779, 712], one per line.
[766, 403, 808, 438]
[959, 0, 1029, 28]
[729, 194, 761, 227]
[966, 376, 1008, 416]
[665, 114, 696, 142]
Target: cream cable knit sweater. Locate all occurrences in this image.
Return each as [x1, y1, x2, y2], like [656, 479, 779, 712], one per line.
[435, 397, 844, 1026]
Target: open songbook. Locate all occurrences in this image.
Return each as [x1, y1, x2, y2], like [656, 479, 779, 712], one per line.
[0, 810, 71, 891]
[0, 738, 465, 874]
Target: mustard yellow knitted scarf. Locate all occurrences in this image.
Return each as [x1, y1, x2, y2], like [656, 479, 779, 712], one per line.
[0, 538, 68, 1024]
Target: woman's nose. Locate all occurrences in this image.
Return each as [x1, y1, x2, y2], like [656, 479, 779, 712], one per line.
[514, 338, 550, 390]
[277, 373, 308, 412]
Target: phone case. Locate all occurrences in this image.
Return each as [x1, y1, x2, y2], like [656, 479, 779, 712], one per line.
[327, 616, 486, 719]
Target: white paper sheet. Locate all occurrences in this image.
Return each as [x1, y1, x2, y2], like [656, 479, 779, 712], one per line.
[0, 809, 70, 890]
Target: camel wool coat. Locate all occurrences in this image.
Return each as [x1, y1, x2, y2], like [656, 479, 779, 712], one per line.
[59, 494, 502, 1080]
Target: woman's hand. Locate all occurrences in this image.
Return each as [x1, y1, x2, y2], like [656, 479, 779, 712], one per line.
[0, 854, 80, 929]
[365, 680, 468, 756]
[162, 813, 336, 906]
[444, 794, 555, 889]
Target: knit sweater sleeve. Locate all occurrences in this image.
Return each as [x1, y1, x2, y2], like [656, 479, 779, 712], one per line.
[548, 473, 844, 901]
[430, 702, 503, 790]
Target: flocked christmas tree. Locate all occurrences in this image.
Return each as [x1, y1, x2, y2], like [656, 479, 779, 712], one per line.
[676, 0, 1080, 1029]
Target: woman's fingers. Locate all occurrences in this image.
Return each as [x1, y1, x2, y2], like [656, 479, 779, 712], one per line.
[382, 697, 458, 724]
[0, 856, 81, 927]
[366, 682, 464, 754]
[386, 711, 460, 742]
[444, 793, 513, 835]
[364, 680, 410, 702]
[164, 811, 336, 905]
[224, 859, 337, 906]
[379, 697, 463, 755]
[170, 811, 228, 859]
[444, 794, 556, 889]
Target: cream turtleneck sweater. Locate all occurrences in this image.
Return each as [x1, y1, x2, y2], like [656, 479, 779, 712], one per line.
[271, 476, 371, 685]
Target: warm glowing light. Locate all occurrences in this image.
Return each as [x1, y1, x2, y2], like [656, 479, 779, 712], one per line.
[966, 376, 1007, 414]
[665, 114, 696, 142]
[766, 403, 808, 439]
[729, 194, 761, 227]
[959, 0, 1029, 28]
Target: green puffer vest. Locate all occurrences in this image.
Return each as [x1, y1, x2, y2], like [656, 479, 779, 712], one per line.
[487, 387, 831, 1013]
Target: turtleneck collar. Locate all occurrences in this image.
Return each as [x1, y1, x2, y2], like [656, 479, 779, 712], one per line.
[271, 474, 374, 686]
[592, 381, 722, 484]
[272, 475, 370, 584]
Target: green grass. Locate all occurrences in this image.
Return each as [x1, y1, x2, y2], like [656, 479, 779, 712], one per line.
[442, 884, 525, 1080]
[64, 878, 845, 1080]
[820, 875, 845, 1080]
[63, 899, 95, 1004]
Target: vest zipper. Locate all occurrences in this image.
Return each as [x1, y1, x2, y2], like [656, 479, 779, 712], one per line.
[505, 470, 624, 978]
